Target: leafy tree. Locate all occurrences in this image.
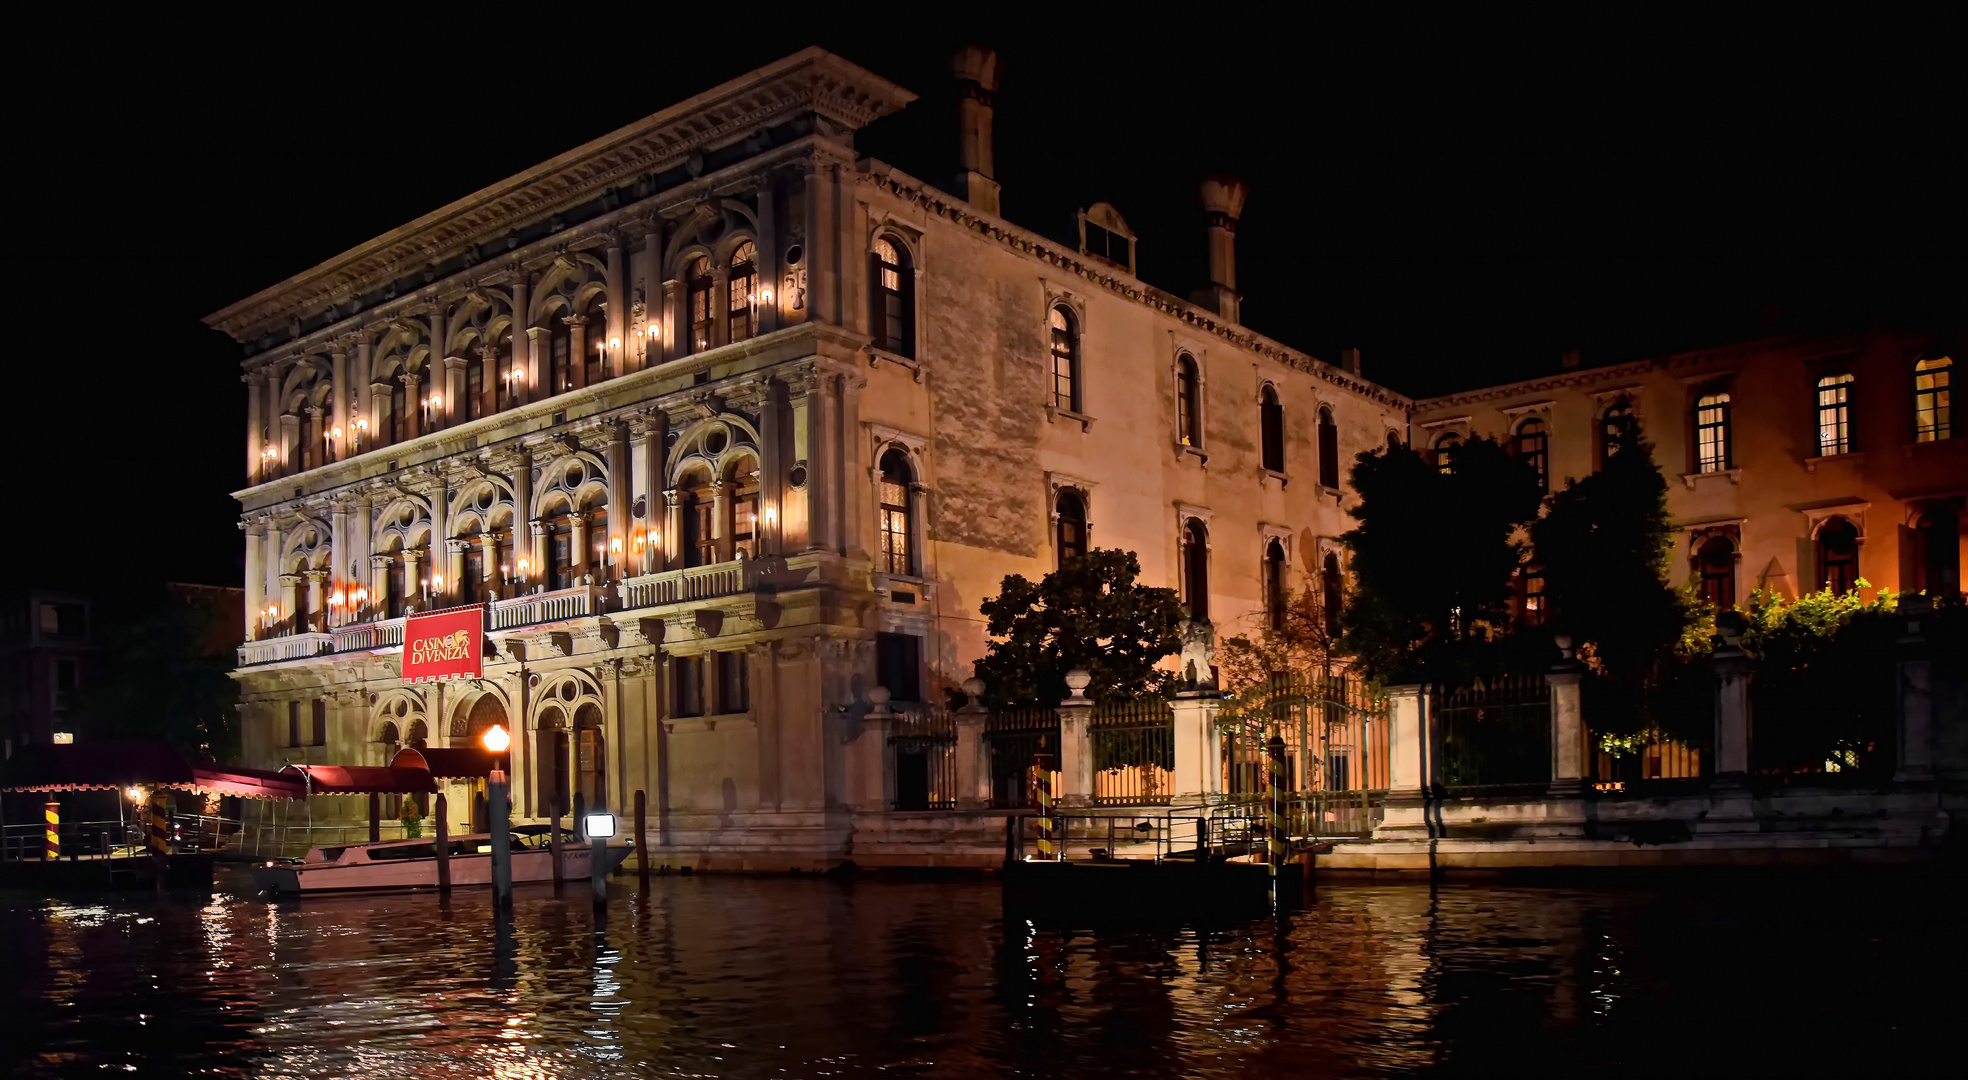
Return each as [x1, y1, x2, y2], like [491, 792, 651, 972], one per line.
[1338, 436, 1543, 682]
[1531, 422, 1690, 686]
[1216, 587, 1342, 729]
[972, 548, 1185, 708]
[70, 585, 241, 761]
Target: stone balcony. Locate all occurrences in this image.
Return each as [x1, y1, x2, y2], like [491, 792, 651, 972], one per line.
[237, 557, 786, 668]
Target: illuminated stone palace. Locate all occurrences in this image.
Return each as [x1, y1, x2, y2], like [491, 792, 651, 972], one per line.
[211, 48, 1409, 865]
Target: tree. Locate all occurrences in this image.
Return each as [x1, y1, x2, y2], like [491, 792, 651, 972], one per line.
[1531, 421, 1689, 686]
[1217, 587, 1341, 695]
[972, 548, 1186, 708]
[70, 585, 241, 761]
[1338, 437, 1543, 682]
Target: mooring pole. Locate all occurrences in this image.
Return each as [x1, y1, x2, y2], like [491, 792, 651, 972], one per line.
[589, 796, 609, 907]
[1267, 734, 1287, 904]
[1035, 755, 1056, 861]
[43, 799, 59, 862]
[368, 792, 381, 843]
[633, 789, 648, 890]
[488, 768, 513, 909]
[549, 796, 564, 885]
[434, 793, 452, 893]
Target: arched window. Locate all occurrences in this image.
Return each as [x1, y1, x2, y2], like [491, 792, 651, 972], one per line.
[1912, 505, 1961, 598]
[1695, 392, 1732, 473]
[1321, 553, 1343, 638]
[878, 449, 915, 576]
[1263, 539, 1287, 632]
[1513, 417, 1549, 492]
[1181, 518, 1210, 621]
[377, 721, 400, 759]
[1176, 356, 1201, 447]
[1696, 534, 1736, 611]
[1817, 517, 1860, 596]
[465, 355, 485, 422]
[870, 237, 914, 358]
[1387, 431, 1402, 451]
[460, 531, 484, 606]
[1816, 373, 1854, 456]
[548, 516, 574, 589]
[385, 549, 407, 619]
[1518, 565, 1546, 626]
[1432, 431, 1461, 474]
[1049, 305, 1081, 413]
[1316, 406, 1339, 488]
[1914, 356, 1952, 441]
[728, 464, 760, 560]
[1055, 490, 1087, 567]
[390, 371, 411, 444]
[1260, 385, 1285, 473]
[1600, 396, 1634, 467]
[406, 718, 428, 750]
[547, 308, 573, 394]
[586, 499, 609, 580]
[727, 242, 758, 345]
[685, 255, 714, 354]
[679, 475, 715, 569]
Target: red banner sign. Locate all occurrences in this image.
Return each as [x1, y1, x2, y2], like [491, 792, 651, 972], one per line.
[402, 607, 484, 683]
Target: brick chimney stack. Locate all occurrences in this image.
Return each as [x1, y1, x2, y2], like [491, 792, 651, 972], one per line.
[1195, 175, 1248, 323]
[952, 46, 1001, 215]
[1340, 347, 1362, 376]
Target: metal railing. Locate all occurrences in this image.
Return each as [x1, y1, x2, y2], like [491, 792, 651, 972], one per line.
[986, 707, 1061, 809]
[621, 560, 752, 609]
[1004, 799, 1276, 864]
[1091, 697, 1175, 806]
[888, 707, 959, 811]
[2, 813, 247, 860]
[1433, 672, 1551, 790]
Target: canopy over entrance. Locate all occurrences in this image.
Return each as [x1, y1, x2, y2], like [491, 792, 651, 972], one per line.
[282, 763, 438, 795]
[390, 746, 501, 779]
[1, 741, 303, 800]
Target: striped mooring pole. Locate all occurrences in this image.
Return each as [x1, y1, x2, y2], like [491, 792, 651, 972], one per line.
[44, 800, 60, 861]
[1266, 735, 1288, 877]
[1034, 756, 1057, 861]
[146, 795, 171, 856]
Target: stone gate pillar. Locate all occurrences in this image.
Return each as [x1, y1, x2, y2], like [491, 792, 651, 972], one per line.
[1169, 689, 1222, 803]
[954, 678, 990, 809]
[1711, 612, 1753, 778]
[1549, 637, 1587, 795]
[1056, 670, 1095, 808]
[1895, 595, 1935, 784]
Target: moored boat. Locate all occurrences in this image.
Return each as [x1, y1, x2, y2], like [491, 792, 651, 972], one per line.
[252, 830, 631, 895]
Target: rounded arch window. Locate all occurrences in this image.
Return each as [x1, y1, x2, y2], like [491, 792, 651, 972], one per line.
[1321, 552, 1344, 638]
[728, 241, 759, 345]
[1601, 397, 1636, 466]
[1181, 518, 1210, 621]
[1176, 356, 1201, 448]
[1260, 385, 1285, 473]
[1913, 355, 1952, 441]
[1432, 430, 1462, 474]
[1316, 406, 1340, 488]
[376, 721, 400, 746]
[685, 254, 714, 354]
[878, 448, 915, 576]
[1049, 306, 1081, 413]
[1513, 416, 1549, 491]
[1056, 489, 1088, 566]
[1912, 504, 1961, 597]
[405, 718, 428, 749]
[1263, 539, 1287, 631]
[1817, 517, 1860, 596]
[870, 235, 915, 358]
[1697, 534, 1737, 611]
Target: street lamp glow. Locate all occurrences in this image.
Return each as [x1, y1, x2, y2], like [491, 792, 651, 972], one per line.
[584, 812, 617, 840]
[481, 724, 510, 754]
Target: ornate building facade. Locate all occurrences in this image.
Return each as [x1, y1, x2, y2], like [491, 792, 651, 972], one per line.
[213, 49, 1410, 866]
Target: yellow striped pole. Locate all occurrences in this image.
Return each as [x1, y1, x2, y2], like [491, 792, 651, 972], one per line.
[1034, 759, 1056, 860]
[146, 795, 171, 856]
[44, 800, 59, 861]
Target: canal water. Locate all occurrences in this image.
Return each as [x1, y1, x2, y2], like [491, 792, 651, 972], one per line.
[2, 867, 1954, 1077]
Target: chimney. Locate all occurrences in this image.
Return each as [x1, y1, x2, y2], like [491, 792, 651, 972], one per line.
[1340, 347, 1362, 376]
[951, 46, 1001, 215]
[1193, 175, 1248, 323]
[1560, 349, 1581, 371]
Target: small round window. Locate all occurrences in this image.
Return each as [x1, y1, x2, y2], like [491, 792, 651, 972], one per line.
[784, 244, 804, 266]
[704, 429, 729, 456]
[564, 464, 583, 487]
[788, 462, 809, 490]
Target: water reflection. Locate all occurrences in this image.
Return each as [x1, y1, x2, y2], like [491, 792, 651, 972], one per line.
[1, 869, 1953, 1077]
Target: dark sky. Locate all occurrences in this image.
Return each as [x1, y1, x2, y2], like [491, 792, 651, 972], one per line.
[10, 16, 1958, 595]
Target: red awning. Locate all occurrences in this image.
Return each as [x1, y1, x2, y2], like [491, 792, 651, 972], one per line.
[283, 763, 438, 794]
[0, 741, 305, 800]
[391, 746, 501, 779]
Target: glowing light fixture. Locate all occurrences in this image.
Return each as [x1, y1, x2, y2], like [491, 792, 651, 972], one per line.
[52, 732, 73, 745]
[584, 812, 617, 840]
[481, 724, 511, 754]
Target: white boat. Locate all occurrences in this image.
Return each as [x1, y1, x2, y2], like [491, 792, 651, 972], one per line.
[252, 831, 633, 895]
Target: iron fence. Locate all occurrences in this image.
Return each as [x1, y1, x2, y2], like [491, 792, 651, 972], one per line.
[888, 707, 959, 811]
[1434, 673, 1551, 790]
[986, 706, 1060, 809]
[1219, 671, 1390, 837]
[1091, 697, 1175, 806]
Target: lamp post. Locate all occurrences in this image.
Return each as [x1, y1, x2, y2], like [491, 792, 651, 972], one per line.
[482, 723, 513, 908]
[584, 800, 615, 907]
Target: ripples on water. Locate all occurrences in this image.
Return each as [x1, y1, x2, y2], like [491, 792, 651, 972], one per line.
[1, 867, 1954, 1077]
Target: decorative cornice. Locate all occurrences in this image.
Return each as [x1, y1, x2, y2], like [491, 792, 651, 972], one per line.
[1413, 359, 1658, 412]
[207, 49, 914, 345]
[854, 162, 1411, 412]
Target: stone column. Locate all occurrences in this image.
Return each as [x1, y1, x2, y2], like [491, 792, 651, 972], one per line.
[605, 238, 626, 378]
[330, 346, 349, 455]
[277, 574, 302, 635]
[428, 307, 449, 424]
[370, 555, 392, 621]
[606, 423, 630, 578]
[1895, 595, 1935, 784]
[445, 539, 468, 606]
[304, 571, 328, 632]
[567, 316, 588, 391]
[479, 347, 499, 418]
[528, 520, 549, 589]
[354, 497, 374, 609]
[759, 383, 785, 555]
[569, 516, 588, 584]
[1549, 638, 1587, 795]
[370, 381, 392, 448]
[525, 327, 547, 406]
[1385, 684, 1428, 798]
[1056, 670, 1095, 808]
[401, 372, 422, 440]
[245, 371, 264, 480]
[279, 412, 300, 477]
[430, 479, 449, 577]
[403, 549, 425, 609]
[243, 522, 263, 640]
[353, 335, 373, 443]
[264, 521, 284, 613]
[510, 276, 530, 404]
[1711, 621, 1753, 779]
[1169, 689, 1223, 802]
[756, 182, 780, 335]
[663, 489, 682, 572]
[709, 479, 730, 562]
[839, 372, 865, 560]
[329, 505, 348, 622]
[444, 356, 467, 428]
[804, 373, 835, 553]
[862, 685, 896, 811]
[479, 532, 500, 596]
[954, 678, 990, 809]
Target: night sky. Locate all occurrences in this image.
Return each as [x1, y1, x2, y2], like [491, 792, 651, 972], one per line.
[12, 18, 1956, 596]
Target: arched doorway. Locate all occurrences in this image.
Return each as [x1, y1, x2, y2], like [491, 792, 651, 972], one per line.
[460, 693, 508, 832]
[536, 706, 570, 822]
[574, 702, 607, 814]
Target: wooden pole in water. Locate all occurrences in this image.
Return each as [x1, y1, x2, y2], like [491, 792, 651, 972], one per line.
[434, 793, 452, 893]
[633, 789, 648, 888]
[590, 796, 608, 907]
[489, 768, 513, 908]
[549, 796, 564, 884]
[368, 793, 381, 843]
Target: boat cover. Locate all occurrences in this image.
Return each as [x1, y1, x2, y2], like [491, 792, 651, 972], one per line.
[391, 746, 502, 778]
[0, 741, 305, 800]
